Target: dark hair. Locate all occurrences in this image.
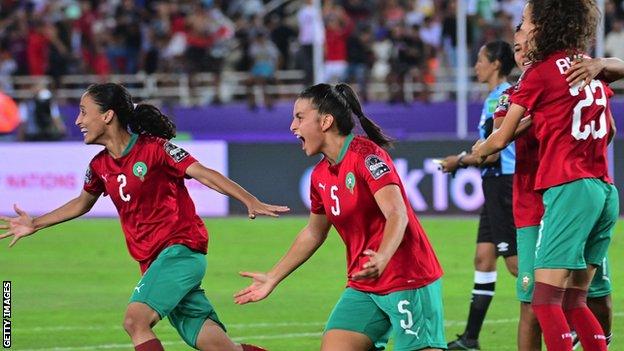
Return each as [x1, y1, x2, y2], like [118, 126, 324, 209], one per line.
[298, 83, 393, 148]
[526, 0, 599, 62]
[85, 83, 176, 139]
[483, 40, 515, 77]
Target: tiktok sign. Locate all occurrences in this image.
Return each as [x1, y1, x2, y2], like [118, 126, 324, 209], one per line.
[299, 158, 484, 213]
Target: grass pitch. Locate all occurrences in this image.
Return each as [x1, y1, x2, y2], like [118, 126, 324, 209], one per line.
[1, 217, 622, 350]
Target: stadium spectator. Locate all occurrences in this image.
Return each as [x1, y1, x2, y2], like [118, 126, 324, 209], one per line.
[246, 31, 280, 110]
[17, 86, 66, 141]
[267, 14, 296, 70]
[474, 2, 616, 350]
[296, 0, 325, 86]
[387, 24, 426, 103]
[346, 24, 374, 102]
[440, 40, 517, 350]
[235, 83, 446, 351]
[605, 19, 624, 60]
[0, 83, 288, 351]
[323, 5, 354, 83]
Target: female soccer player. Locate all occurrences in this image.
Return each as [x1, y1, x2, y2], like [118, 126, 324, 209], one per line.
[0, 83, 288, 351]
[234, 83, 446, 351]
[496, 33, 621, 351]
[474, 1, 617, 350]
[440, 40, 517, 351]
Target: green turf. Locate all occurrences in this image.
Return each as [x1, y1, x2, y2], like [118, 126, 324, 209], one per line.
[0, 217, 622, 350]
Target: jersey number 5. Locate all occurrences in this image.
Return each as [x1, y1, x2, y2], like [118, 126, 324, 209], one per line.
[330, 185, 340, 216]
[117, 174, 131, 202]
[569, 80, 608, 141]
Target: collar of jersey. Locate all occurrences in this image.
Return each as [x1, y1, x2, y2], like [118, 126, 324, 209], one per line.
[121, 133, 139, 157]
[334, 133, 354, 165]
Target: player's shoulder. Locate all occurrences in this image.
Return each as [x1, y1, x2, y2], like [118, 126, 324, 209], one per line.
[349, 136, 387, 159]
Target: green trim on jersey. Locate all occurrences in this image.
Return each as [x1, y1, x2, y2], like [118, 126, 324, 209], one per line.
[335, 133, 355, 164]
[121, 133, 139, 157]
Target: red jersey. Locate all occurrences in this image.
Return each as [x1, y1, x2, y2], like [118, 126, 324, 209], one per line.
[494, 86, 543, 227]
[83, 135, 208, 273]
[310, 135, 443, 294]
[511, 51, 613, 191]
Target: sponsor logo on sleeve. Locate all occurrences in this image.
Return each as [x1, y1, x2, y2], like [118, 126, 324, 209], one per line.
[365, 155, 390, 180]
[164, 142, 189, 163]
[84, 167, 92, 184]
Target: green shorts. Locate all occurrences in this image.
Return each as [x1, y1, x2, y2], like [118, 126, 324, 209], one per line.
[517, 226, 612, 301]
[325, 279, 446, 351]
[516, 226, 539, 303]
[588, 255, 612, 298]
[129, 244, 224, 348]
[535, 179, 618, 270]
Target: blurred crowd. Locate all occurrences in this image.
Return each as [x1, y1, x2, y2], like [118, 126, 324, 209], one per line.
[1, 0, 624, 104]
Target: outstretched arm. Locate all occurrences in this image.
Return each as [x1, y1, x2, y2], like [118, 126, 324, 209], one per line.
[0, 190, 100, 247]
[186, 162, 289, 219]
[234, 213, 331, 304]
[351, 184, 407, 280]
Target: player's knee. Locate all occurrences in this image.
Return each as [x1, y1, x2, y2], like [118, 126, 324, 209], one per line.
[122, 314, 151, 336]
[474, 256, 496, 271]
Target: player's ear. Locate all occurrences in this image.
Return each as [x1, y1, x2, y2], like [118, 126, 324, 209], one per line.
[320, 114, 335, 132]
[102, 110, 114, 124]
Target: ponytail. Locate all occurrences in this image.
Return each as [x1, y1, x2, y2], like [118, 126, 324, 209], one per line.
[334, 83, 393, 148]
[86, 83, 176, 140]
[129, 104, 176, 140]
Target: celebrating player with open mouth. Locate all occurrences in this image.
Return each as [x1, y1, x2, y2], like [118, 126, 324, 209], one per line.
[235, 83, 446, 351]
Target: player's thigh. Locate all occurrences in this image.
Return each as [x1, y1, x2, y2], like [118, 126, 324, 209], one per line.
[373, 279, 446, 351]
[516, 226, 539, 302]
[195, 319, 237, 351]
[325, 288, 391, 351]
[130, 244, 207, 319]
[535, 180, 605, 270]
[169, 286, 225, 348]
[321, 330, 374, 351]
[585, 183, 619, 267]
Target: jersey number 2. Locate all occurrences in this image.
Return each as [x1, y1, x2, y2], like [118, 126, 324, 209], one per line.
[117, 174, 131, 202]
[569, 80, 608, 140]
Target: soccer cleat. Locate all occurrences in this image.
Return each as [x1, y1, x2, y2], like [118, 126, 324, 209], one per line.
[447, 334, 481, 350]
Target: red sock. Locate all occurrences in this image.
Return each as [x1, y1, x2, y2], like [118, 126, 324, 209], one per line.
[531, 282, 573, 351]
[241, 344, 268, 351]
[563, 288, 607, 351]
[135, 338, 165, 351]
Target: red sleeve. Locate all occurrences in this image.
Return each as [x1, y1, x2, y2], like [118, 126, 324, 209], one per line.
[510, 68, 542, 112]
[83, 160, 106, 196]
[493, 88, 513, 120]
[159, 140, 198, 178]
[309, 179, 325, 215]
[356, 151, 401, 195]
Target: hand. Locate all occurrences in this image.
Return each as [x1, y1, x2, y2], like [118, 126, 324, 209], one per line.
[440, 155, 460, 173]
[471, 142, 487, 166]
[566, 57, 604, 89]
[0, 204, 36, 247]
[246, 198, 290, 219]
[234, 272, 277, 304]
[350, 249, 389, 281]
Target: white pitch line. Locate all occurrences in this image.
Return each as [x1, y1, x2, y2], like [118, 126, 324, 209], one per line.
[18, 312, 624, 350]
[22, 311, 624, 333]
